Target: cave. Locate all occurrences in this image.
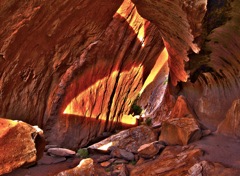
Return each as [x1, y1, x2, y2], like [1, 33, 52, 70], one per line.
[1, 0, 240, 175]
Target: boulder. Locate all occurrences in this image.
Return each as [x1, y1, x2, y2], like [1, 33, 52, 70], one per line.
[158, 95, 202, 145]
[217, 99, 240, 137]
[56, 158, 94, 176]
[47, 148, 76, 157]
[119, 149, 135, 161]
[137, 141, 165, 158]
[88, 125, 157, 153]
[131, 146, 203, 176]
[110, 147, 134, 161]
[169, 95, 196, 119]
[188, 160, 240, 176]
[95, 155, 112, 163]
[159, 117, 202, 145]
[0, 118, 45, 175]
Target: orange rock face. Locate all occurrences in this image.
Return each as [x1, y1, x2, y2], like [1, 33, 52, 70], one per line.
[131, 146, 203, 176]
[0, 0, 164, 149]
[0, 118, 45, 175]
[132, 0, 207, 85]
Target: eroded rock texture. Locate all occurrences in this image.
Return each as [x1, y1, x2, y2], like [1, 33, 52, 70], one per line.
[0, 0, 164, 149]
[1, 0, 240, 150]
[133, 0, 240, 131]
[0, 118, 45, 175]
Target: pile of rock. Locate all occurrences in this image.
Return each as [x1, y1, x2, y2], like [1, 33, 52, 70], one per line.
[54, 96, 240, 175]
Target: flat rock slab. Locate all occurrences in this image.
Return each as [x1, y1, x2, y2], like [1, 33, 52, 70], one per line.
[138, 141, 165, 158]
[88, 125, 157, 153]
[47, 148, 76, 157]
[131, 146, 203, 176]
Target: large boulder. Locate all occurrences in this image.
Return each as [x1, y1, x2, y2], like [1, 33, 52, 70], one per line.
[131, 146, 203, 175]
[159, 117, 202, 145]
[159, 96, 202, 145]
[0, 118, 45, 175]
[169, 95, 196, 119]
[88, 125, 157, 153]
[217, 99, 240, 137]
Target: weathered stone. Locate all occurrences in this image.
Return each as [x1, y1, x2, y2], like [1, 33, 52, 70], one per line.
[0, 118, 45, 175]
[56, 158, 94, 176]
[138, 141, 165, 158]
[131, 146, 203, 176]
[119, 149, 135, 161]
[88, 125, 157, 153]
[132, 0, 206, 85]
[169, 95, 196, 119]
[136, 157, 145, 165]
[47, 148, 76, 157]
[217, 99, 240, 137]
[100, 161, 112, 168]
[159, 117, 202, 145]
[118, 164, 129, 176]
[95, 155, 112, 163]
[188, 160, 240, 176]
[0, 0, 163, 151]
[111, 148, 134, 161]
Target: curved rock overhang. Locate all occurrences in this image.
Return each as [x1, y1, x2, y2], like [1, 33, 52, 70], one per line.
[1, 0, 240, 148]
[132, 0, 240, 130]
[0, 0, 166, 148]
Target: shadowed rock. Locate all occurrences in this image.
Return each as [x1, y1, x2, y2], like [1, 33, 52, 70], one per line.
[88, 125, 157, 153]
[217, 99, 240, 137]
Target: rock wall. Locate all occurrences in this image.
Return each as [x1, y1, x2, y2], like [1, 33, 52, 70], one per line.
[0, 0, 164, 149]
[133, 0, 240, 130]
[1, 0, 240, 148]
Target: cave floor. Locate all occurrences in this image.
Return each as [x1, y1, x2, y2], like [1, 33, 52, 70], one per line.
[190, 133, 240, 169]
[4, 133, 240, 176]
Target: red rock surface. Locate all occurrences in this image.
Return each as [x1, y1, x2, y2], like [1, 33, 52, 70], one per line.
[0, 0, 164, 149]
[132, 0, 240, 131]
[1, 0, 240, 160]
[132, 0, 207, 85]
[0, 118, 45, 175]
[131, 146, 203, 176]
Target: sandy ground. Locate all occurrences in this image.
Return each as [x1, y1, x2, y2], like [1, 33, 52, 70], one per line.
[3, 158, 81, 176]
[191, 133, 240, 169]
[4, 133, 240, 176]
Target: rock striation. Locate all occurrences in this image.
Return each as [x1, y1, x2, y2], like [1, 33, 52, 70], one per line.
[0, 0, 164, 149]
